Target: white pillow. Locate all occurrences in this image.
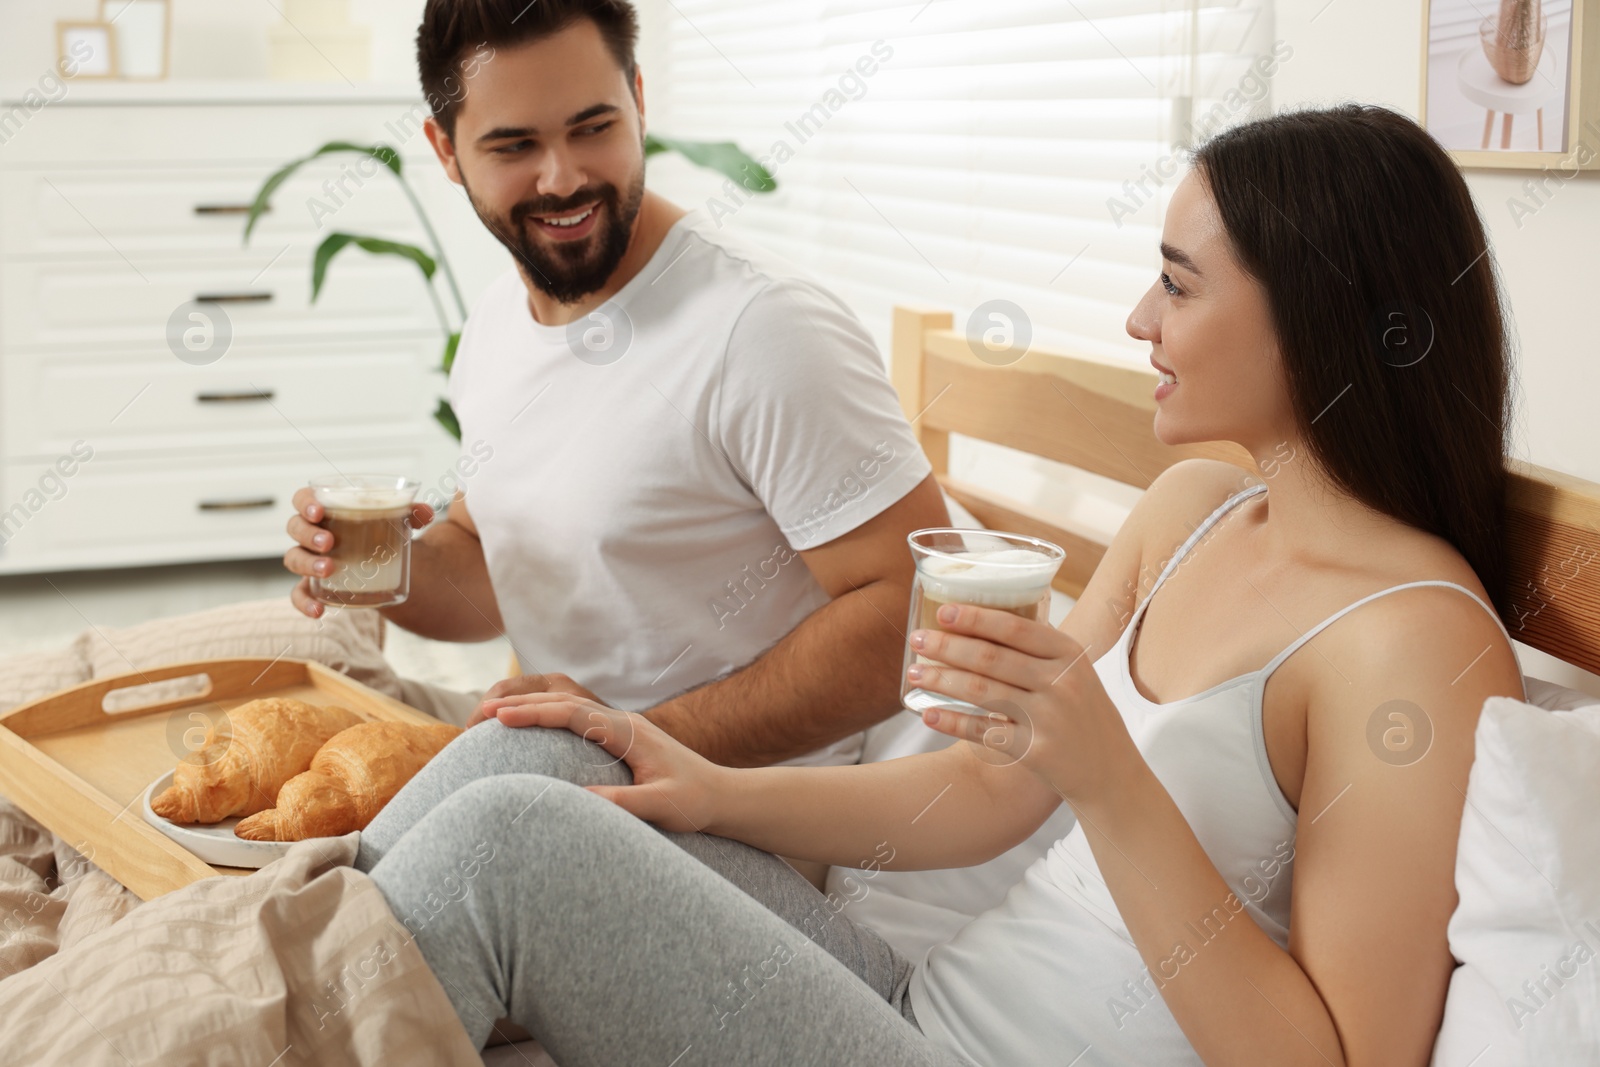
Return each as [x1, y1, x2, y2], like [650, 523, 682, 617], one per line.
[1524, 674, 1600, 712]
[1431, 686, 1600, 1066]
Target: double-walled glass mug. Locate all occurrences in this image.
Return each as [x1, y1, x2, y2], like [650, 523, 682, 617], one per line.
[900, 528, 1066, 717]
[307, 474, 420, 608]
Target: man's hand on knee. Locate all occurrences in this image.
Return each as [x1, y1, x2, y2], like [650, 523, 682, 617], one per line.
[467, 672, 601, 727]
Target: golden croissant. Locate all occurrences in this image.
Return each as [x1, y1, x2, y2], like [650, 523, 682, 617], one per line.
[234, 721, 461, 842]
[151, 698, 364, 824]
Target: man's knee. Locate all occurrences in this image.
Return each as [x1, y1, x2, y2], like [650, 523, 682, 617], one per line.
[435, 718, 567, 765]
[418, 719, 509, 784]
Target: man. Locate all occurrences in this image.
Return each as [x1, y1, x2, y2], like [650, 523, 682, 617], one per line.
[283, 0, 946, 769]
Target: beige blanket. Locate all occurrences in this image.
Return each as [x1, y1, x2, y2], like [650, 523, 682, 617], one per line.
[0, 797, 482, 1065]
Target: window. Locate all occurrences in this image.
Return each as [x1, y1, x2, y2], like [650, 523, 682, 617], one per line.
[642, 0, 1278, 364]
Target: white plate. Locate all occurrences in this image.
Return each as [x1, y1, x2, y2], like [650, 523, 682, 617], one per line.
[141, 770, 295, 869]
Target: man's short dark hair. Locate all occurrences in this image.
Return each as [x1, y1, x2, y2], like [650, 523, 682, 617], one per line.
[417, 0, 641, 139]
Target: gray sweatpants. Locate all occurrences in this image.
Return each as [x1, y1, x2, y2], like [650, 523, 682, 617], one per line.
[355, 721, 971, 1067]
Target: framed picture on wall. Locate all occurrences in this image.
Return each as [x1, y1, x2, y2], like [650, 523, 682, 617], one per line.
[1420, 0, 1599, 169]
[56, 20, 119, 79]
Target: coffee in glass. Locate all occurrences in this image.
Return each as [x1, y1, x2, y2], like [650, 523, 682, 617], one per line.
[308, 474, 420, 608]
[901, 528, 1066, 717]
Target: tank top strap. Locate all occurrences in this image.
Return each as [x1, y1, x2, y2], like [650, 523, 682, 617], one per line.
[1134, 483, 1267, 619]
[1260, 579, 1526, 699]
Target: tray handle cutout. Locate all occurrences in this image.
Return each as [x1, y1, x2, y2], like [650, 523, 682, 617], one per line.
[0, 659, 309, 738]
[102, 672, 214, 715]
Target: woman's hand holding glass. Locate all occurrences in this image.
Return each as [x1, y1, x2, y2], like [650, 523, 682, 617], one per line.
[906, 602, 1141, 806]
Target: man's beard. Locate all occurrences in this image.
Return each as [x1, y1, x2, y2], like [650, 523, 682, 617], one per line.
[461, 166, 646, 306]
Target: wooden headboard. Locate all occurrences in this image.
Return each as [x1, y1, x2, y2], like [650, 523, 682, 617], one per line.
[890, 306, 1600, 678]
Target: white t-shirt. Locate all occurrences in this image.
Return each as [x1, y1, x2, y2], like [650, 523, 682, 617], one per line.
[448, 210, 931, 765]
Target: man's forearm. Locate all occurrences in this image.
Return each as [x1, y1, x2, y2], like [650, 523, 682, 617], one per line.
[645, 577, 910, 766]
[381, 522, 504, 642]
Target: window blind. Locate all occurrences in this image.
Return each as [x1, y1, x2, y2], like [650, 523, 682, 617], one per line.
[642, 0, 1278, 364]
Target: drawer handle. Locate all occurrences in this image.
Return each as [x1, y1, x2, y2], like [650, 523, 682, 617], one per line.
[196, 389, 275, 404]
[197, 497, 277, 512]
[195, 291, 274, 304]
[193, 203, 269, 216]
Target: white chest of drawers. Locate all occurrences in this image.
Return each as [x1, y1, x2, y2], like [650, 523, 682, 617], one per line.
[0, 83, 461, 575]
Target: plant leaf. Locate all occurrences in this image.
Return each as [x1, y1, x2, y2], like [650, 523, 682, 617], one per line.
[312, 233, 436, 303]
[434, 398, 462, 441]
[244, 142, 402, 243]
[645, 134, 776, 193]
[441, 331, 461, 375]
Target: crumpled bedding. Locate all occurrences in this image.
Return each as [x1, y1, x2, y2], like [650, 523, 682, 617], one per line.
[0, 796, 483, 1066]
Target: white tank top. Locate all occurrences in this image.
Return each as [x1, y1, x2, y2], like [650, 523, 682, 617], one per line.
[909, 484, 1523, 1067]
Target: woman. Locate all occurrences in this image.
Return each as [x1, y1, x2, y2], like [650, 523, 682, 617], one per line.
[356, 103, 1525, 1066]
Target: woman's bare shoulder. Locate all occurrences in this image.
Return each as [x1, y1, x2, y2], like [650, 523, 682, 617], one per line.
[1061, 459, 1259, 650]
[1301, 527, 1523, 727]
[1132, 458, 1262, 549]
[1322, 578, 1519, 691]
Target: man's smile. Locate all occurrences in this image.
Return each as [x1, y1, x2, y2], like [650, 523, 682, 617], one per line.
[528, 202, 602, 241]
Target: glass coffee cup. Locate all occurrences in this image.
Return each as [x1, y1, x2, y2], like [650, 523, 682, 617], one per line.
[307, 474, 420, 608]
[901, 528, 1066, 717]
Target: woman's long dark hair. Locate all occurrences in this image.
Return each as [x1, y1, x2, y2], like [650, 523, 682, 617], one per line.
[1192, 104, 1515, 620]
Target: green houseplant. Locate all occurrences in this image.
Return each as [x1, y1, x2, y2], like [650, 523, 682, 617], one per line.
[242, 136, 776, 439]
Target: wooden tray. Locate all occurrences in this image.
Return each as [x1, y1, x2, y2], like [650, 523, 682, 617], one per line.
[0, 658, 438, 901]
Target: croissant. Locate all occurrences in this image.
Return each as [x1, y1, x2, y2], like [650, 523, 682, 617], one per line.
[234, 721, 461, 842]
[151, 699, 364, 824]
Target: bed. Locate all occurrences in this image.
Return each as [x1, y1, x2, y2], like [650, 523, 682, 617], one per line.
[0, 305, 1596, 1065]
